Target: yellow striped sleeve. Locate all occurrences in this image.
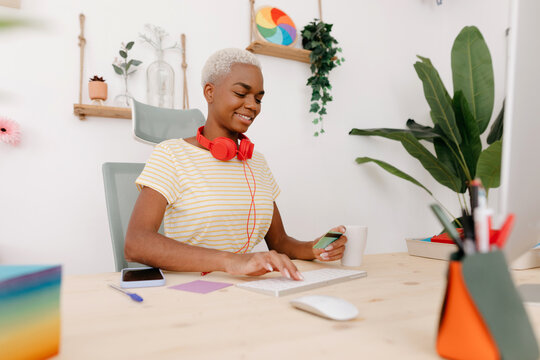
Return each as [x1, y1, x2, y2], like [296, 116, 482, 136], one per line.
[258, 153, 281, 200]
[136, 142, 181, 204]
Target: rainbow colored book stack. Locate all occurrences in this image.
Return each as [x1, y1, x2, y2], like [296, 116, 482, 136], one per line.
[0, 265, 62, 359]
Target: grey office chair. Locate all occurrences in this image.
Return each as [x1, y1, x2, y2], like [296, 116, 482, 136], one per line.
[131, 98, 206, 144]
[102, 162, 164, 271]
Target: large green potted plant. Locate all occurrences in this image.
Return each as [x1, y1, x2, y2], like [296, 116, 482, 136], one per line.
[349, 26, 504, 223]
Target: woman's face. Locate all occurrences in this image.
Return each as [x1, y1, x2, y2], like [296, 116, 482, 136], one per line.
[205, 63, 264, 134]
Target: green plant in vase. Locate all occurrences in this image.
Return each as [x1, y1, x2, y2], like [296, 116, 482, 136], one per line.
[349, 26, 504, 224]
[301, 19, 344, 136]
[112, 41, 142, 107]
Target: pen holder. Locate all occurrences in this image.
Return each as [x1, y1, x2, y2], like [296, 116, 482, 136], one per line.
[436, 251, 539, 360]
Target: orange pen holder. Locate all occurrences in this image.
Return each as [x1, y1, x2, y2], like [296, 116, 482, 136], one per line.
[437, 251, 539, 360]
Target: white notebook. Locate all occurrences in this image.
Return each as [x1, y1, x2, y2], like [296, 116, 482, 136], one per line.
[236, 268, 367, 297]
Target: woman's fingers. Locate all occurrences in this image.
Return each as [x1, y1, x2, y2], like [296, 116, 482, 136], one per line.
[314, 230, 348, 261]
[244, 251, 303, 280]
[263, 263, 274, 272]
[266, 250, 303, 280]
[325, 246, 346, 261]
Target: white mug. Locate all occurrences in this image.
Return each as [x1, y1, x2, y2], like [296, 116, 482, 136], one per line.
[341, 225, 368, 267]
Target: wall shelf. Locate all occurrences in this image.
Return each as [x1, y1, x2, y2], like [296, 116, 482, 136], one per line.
[73, 104, 131, 120]
[246, 41, 311, 64]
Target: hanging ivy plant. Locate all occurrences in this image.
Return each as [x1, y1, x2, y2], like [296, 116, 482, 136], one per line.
[301, 19, 344, 136]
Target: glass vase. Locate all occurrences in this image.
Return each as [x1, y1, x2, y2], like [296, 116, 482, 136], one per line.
[114, 76, 132, 107]
[146, 50, 175, 108]
[114, 92, 132, 107]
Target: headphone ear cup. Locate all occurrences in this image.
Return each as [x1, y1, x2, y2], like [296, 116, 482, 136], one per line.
[211, 137, 237, 161]
[238, 139, 247, 161]
[247, 141, 254, 159]
[239, 139, 254, 160]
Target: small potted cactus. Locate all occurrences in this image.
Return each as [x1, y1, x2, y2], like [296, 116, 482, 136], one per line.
[88, 76, 107, 104]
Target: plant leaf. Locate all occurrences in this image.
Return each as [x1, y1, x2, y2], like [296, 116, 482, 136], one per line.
[405, 119, 441, 142]
[350, 125, 441, 143]
[414, 60, 461, 145]
[112, 64, 124, 75]
[453, 91, 482, 178]
[399, 133, 463, 192]
[349, 128, 415, 141]
[355, 157, 433, 196]
[487, 101, 504, 144]
[416, 56, 452, 104]
[406, 119, 435, 132]
[476, 140, 502, 190]
[119, 50, 127, 59]
[131, 60, 142, 66]
[451, 26, 494, 134]
[350, 129, 462, 192]
[433, 138, 467, 193]
[125, 41, 134, 50]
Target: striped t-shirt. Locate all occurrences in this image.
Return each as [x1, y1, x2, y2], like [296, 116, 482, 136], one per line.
[135, 138, 280, 253]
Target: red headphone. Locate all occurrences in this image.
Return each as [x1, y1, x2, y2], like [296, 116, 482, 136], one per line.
[196, 126, 254, 161]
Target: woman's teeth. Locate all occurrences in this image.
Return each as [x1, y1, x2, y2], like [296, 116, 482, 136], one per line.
[236, 113, 252, 121]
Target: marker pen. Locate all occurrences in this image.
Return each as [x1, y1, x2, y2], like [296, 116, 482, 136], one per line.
[474, 207, 492, 253]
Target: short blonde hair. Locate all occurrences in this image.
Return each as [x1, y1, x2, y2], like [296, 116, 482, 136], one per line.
[201, 48, 261, 87]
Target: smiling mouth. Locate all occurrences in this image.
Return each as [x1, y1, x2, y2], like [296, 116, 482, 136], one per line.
[235, 113, 253, 122]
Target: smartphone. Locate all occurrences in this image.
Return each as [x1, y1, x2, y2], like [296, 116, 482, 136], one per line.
[120, 267, 165, 289]
[313, 231, 343, 249]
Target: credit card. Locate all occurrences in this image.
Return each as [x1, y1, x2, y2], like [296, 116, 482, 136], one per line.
[313, 231, 343, 249]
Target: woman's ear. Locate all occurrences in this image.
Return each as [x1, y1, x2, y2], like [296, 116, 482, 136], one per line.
[203, 83, 215, 104]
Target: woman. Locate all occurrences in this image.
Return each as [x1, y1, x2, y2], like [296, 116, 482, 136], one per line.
[125, 48, 347, 281]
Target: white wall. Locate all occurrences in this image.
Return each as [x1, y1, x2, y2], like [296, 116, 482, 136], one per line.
[0, 0, 509, 274]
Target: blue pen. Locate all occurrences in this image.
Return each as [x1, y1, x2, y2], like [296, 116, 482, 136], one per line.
[109, 284, 143, 302]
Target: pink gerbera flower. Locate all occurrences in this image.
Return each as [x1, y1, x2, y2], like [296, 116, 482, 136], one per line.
[0, 116, 21, 145]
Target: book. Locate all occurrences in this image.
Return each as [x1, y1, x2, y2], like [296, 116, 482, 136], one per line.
[406, 238, 457, 261]
[0, 265, 62, 359]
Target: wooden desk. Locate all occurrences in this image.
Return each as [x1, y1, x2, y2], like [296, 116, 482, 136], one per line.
[55, 253, 540, 359]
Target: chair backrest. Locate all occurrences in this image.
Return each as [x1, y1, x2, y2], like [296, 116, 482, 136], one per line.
[131, 98, 206, 144]
[102, 162, 164, 271]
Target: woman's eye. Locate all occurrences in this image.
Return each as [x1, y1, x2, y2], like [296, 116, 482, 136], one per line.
[234, 91, 262, 104]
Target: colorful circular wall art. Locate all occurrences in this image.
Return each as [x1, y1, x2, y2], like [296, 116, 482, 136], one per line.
[255, 7, 297, 46]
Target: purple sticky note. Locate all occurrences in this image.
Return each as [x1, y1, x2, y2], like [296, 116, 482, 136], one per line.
[169, 280, 233, 294]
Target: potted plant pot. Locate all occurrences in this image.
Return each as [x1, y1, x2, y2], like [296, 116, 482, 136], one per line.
[88, 76, 107, 104]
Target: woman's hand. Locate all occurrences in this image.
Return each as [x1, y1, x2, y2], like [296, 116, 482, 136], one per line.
[226, 250, 304, 280]
[312, 226, 347, 262]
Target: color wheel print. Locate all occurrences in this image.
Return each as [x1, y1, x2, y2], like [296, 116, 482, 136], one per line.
[255, 7, 297, 46]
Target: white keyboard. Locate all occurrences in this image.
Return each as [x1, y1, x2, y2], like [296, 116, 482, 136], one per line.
[236, 268, 367, 297]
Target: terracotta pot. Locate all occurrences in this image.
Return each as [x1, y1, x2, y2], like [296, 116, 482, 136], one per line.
[88, 81, 108, 101]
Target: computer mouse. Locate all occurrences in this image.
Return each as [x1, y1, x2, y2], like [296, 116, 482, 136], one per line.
[290, 295, 359, 321]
